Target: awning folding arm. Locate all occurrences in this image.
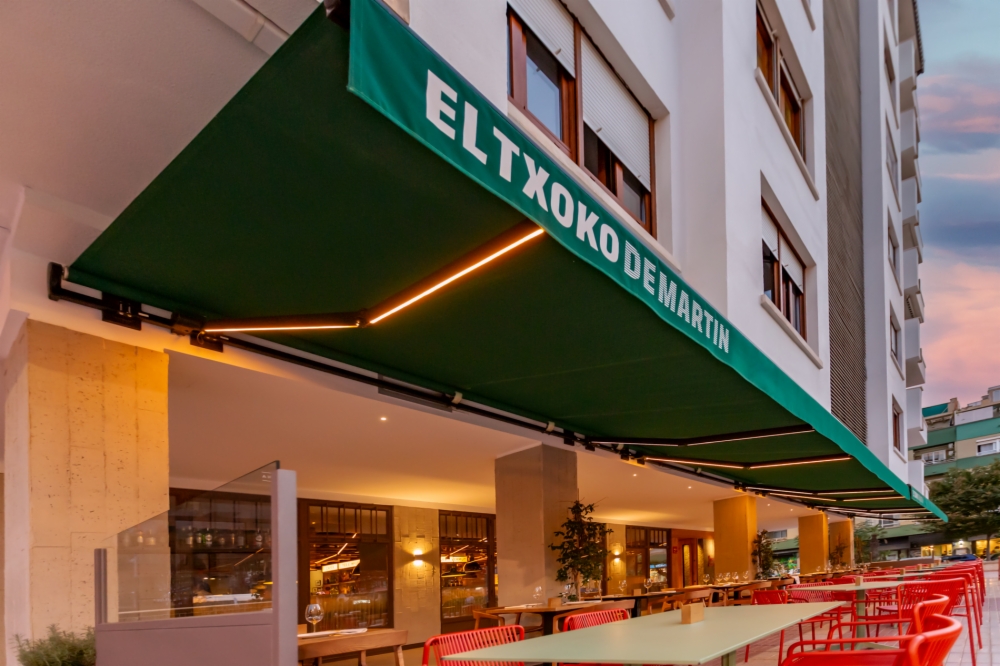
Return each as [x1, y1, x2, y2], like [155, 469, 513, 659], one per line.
[588, 423, 815, 447]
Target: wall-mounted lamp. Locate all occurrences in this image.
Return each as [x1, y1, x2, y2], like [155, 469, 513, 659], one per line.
[412, 547, 424, 567]
[610, 542, 623, 558]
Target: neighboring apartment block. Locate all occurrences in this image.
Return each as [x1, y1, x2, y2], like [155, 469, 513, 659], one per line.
[825, 0, 926, 491]
[913, 385, 1000, 484]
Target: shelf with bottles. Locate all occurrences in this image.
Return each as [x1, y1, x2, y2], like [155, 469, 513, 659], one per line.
[167, 488, 272, 555]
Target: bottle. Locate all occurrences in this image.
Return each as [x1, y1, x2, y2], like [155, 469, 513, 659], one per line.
[254, 530, 263, 548]
[185, 526, 194, 547]
[136, 530, 144, 546]
[195, 528, 204, 546]
[204, 528, 214, 548]
[236, 529, 246, 549]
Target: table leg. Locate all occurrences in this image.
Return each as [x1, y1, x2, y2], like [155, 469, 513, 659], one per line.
[855, 589, 867, 639]
[359, 650, 367, 666]
[721, 650, 737, 666]
[543, 615, 555, 636]
[394, 646, 405, 666]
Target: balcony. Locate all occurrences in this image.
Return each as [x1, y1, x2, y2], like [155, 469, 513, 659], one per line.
[907, 387, 927, 447]
[908, 460, 925, 492]
[904, 247, 924, 322]
[900, 38, 917, 112]
[903, 211, 923, 261]
[905, 319, 925, 387]
[901, 109, 919, 178]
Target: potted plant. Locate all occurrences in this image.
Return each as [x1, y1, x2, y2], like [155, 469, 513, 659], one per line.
[751, 529, 775, 578]
[549, 500, 611, 601]
[15, 626, 96, 666]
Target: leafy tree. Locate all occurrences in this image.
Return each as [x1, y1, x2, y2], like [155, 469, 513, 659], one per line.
[854, 521, 886, 563]
[921, 459, 1000, 551]
[549, 500, 611, 599]
[16, 626, 95, 666]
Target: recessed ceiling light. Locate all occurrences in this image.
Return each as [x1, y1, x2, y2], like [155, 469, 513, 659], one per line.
[380, 417, 387, 421]
[633, 473, 637, 477]
[688, 486, 692, 489]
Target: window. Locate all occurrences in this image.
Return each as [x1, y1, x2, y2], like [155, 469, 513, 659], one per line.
[888, 221, 898, 276]
[440, 511, 496, 630]
[508, 9, 576, 154]
[584, 126, 650, 230]
[508, 2, 656, 235]
[766, 530, 788, 540]
[757, 4, 805, 158]
[886, 123, 899, 196]
[890, 317, 900, 362]
[977, 440, 1000, 457]
[992, 389, 1000, 402]
[884, 41, 897, 114]
[892, 404, 902, 452]
[921, 449, 948, 465]
[762, 203, 807, 338]
[581, 36, 654, 233]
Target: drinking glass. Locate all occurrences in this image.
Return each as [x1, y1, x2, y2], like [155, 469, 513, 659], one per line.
[618, 580, 627, 595]
[743, 570, 750, 582]
[702, 574, 710, 585]
[305, 604, 324, 632]
[532, 586, 542, 602]
[643, 578, 652, 594]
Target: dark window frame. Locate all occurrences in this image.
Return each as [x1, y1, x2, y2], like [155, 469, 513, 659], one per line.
[890, 315, 900, 362]
[508, 6, 657, 237]
[762, 202, 807, 340]
[757, 3, 806, 159]
[892, 404, 902, 452]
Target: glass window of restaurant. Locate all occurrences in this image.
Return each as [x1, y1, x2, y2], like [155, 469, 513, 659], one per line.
[623, 526, 670, 592]
[168, 487, 274, 617]
[299, 500, 392, 631]
[440, 511, 497, 632]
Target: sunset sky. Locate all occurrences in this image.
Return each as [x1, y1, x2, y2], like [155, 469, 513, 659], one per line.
[913, 0, 1000, 407]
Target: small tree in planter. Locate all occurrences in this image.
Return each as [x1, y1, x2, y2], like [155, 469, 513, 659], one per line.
[751, 529, 775, 578]
[15, 626, 96, 666]
[549, 500, 611, 600]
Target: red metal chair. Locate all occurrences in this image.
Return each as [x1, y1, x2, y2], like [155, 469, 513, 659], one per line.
[561, 609, 630, 666]
[421, 625, 525, 666]
[786, 583, 854, 642]
[925, 573, 982, 662]
[744, 590, 789, 663]
[563, 608, 630, 631]
[780, 613, 962, 666]
[828, 594, 950, 642]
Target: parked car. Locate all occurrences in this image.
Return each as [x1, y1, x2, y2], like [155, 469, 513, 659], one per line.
[943, 553, 979, 562]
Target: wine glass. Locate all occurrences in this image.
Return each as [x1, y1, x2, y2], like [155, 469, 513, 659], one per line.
[305, 604, 324, 633]
[643, 578, 652, 594]
[743, 570, 750, 583]
[532, 586, 542, 603]
[721, 572, 730, 584]
[618, 580, 627, 595]
[702, 574, 710, 585]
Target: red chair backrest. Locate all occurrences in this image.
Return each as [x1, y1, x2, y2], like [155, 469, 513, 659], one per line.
[422, 626, 525, 666]
[909, 596, 950, 635]
[915, 578, 965, 615]
[751, 590, 788, 605]
[563, 608, 630, 631]
[787, 582, 834, 602]
[906, 614, 963, 666]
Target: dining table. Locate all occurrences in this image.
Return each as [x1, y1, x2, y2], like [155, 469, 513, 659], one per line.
[598, 590, 677, 617]
[482, 601, 602, 635]
[820, 581, 904, 638]
[445, 602, 842, 666]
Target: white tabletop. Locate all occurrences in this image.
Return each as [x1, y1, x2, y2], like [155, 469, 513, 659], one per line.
[821, 581, 903, 592]
[444, 602, 841, 665]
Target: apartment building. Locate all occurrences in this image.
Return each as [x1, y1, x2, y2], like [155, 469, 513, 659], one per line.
[0, 0, 939, 661]
[912, 385, 1000, 485]
[825, 0, 927, 493]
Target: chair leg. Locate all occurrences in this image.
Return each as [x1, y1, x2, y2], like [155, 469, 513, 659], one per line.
[778, 629, 785, 664]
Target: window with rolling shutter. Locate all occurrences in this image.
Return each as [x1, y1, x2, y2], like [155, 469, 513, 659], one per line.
[507, 0, 575, 75]
[762, 202, 807, 339]
[581, 38, 651, 189]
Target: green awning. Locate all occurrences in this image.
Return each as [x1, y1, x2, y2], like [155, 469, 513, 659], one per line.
[66, 0, 944, 520]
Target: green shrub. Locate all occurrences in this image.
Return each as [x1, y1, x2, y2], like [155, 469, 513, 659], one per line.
[15, 626, 96, 666]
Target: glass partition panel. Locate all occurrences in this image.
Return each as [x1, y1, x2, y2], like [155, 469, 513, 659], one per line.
[109, 462, 278, 622]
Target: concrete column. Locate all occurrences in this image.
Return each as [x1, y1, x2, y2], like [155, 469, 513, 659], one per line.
[798, 514, 830, 574]
[3, 320, 169, 661]
[392, 506, 440, 643]
[829, 520, 855, 568]
[712, 495, 756, 578]
[495, 445, 578, 605]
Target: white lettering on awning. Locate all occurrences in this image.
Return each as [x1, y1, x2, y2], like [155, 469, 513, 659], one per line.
[426, 70, 457, 139]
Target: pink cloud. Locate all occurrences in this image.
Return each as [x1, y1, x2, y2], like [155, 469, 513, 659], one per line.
[920, 61, 1000, 153]
[921, 250, 1000, 406]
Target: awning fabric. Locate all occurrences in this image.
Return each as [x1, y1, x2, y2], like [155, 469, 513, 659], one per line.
[68, 0, 944, 520]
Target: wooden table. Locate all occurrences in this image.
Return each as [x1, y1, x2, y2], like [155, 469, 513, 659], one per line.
[484, 602, 601, 635]
[598, 591, 677, 617]
[298, 628, 408, 666]
[445, 602, 841, 666]
[821, 581, 904, 639]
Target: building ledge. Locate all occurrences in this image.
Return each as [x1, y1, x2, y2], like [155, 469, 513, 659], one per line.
[755, 68, 819, 201]
[800, 0, 816, 31]
[759, 295, 823, 369]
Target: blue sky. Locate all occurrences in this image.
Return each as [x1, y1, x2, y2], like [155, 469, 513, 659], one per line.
[911, 0, 1000, 406]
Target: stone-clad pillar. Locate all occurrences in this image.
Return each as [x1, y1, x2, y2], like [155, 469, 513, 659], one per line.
[3, 320, 169, 662]
[798, 513, 830, 574]
[495, 445, 578, 605]
[712, 495, 757, 577]
[392, 506, 440, 643]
